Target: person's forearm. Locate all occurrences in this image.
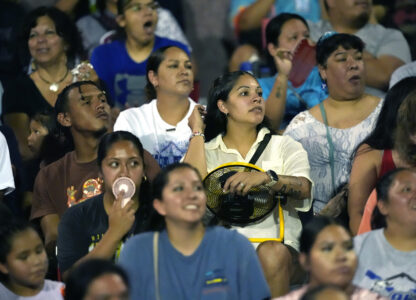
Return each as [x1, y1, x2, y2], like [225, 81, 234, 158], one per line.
[183, 136, 207, 178]
[265, 73, 288, 130]
[271, 175, 311, 199]
[62, 228, 123, 280]
[55, 0, 80, 15]
[238, 0, 275, 31]
[363, 51, 405, 91]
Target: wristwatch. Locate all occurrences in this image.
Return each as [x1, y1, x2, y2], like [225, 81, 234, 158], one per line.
[265, 170, 279, 188]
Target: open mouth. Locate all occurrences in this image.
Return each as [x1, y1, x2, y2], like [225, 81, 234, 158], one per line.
[249, 106, 263, 113]
[143, 20, 154, 34]
[349, 75, 361, 83]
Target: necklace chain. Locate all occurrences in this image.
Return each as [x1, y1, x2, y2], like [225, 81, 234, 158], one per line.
[37, 68, 69, 92]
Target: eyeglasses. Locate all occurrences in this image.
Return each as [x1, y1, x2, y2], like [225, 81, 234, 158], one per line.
[125, 1, 159, 12]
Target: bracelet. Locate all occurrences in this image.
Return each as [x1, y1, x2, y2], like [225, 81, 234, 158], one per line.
[190, 131, 205, 141]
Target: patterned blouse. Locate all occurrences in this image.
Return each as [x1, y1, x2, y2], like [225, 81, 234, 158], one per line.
[284, 99, 384, 213]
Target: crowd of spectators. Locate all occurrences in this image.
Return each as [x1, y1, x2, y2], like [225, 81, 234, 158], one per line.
[0, 0, 415, 299]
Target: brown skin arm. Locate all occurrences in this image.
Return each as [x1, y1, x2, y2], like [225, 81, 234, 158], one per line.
[40, 214, 60, 270]
[237, 0, 275, 31]
[183, 106, 207, 178]
[363, 52, 405, 91]
[55, 0, 80, 15]
[348, 144, 381, 235]
[224, 171, 311, 200]
[3, 113, 34, 161]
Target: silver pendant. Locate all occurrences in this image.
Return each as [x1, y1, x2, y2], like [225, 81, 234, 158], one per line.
[49, 83, 59, 92]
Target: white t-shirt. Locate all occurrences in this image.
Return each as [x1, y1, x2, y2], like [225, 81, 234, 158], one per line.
[204, 127, 313, 251]
[0, 131, 14, 195]
[114, 98, 196, 168]
[0, 280, 64, 300]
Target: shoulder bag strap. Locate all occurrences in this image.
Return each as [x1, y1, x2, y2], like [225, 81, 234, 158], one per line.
[249, 133, 272, 165]
[153, 232, 160, 300]
[319, 102, 336, 192]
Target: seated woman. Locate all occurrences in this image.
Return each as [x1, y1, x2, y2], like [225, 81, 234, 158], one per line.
[57, 131, 158, 279]
[284, 33, 383, 214]
[259, 13, 327, 130]
[353, 168, 416, 299]
[114, 46, 201, 167]
[65, 259, 130, 300]
[183, 70, 312, 297]
[2, 6, 85, 161]
[348, 77, 416, 235]
[0, 218, 64, 299]
[119, 162, 271, 299]
[275, 216, 385, 299]
[90, 0, 190, 108]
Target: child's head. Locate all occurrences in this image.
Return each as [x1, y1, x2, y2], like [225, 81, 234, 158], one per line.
[116, 0, 159, 44]
[28, 112, 55, 156]
[0, 219, 48, 293]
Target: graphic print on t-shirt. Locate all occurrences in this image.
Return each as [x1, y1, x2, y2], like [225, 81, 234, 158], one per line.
[365, 270, 416, 299]
[66, 177, 102, 207]
[154, 140, 189, 168]
[114, 73, 147, 107]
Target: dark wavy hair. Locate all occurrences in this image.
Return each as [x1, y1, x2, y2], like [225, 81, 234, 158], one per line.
[204, 71, 274, 142]
[316, 33, 364, 67]
[350, 77, 416, 170]
[18, 6, 85, 70]
[65, 259, 129, 300]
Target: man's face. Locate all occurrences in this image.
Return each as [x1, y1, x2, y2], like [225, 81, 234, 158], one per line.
[64, 84, 111, 134]
[329, 0, 371, 26]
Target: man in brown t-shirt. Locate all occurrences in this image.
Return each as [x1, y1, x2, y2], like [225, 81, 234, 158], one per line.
[30, 81, 160, 268]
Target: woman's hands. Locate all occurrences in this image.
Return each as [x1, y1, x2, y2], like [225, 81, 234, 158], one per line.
[188, 104, 206, 133]
[71, 61, 99, 83]
[107, 192, 136, 239]
[223, 171, 270, 196]
[272, 48, 293, 77]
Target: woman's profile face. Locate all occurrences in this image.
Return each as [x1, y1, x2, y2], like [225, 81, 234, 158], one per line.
[28, 15, 67, 65]
[218, 74, 265, 127]
[380, 170, 416, 227]
[84, 273, 129, 300]
[277, 18, 310, 52]
[154, 167, 206, 225]
[101, 140, 144, 195]
[319, 46, 365, 100]
[150, 47, 193, 98]
[303, 225, 357, 289]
